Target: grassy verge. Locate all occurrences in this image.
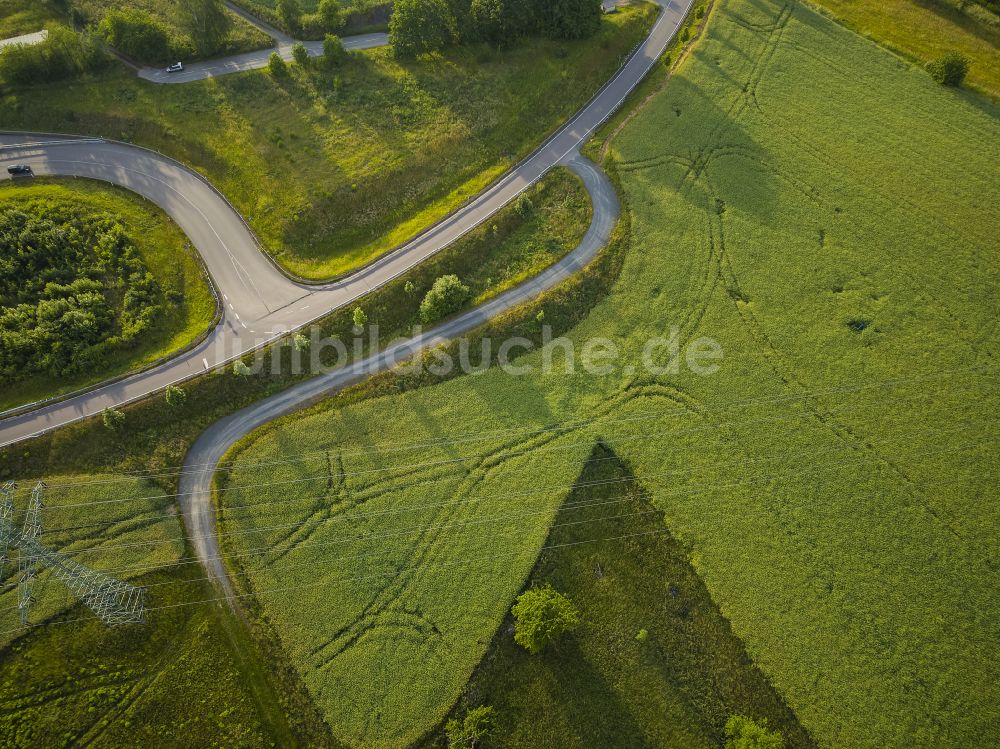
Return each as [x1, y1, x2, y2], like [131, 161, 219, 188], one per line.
[0, 0, 68, 38]
[418, 442, 815, 748]
[74, 0, 273, 63]
[805, 0, 1000, 99]
[0, 568, 293, 746]
[211, 1, 1000, 747]
[0, 3, 656, 280]
[0, 178, 216, 413]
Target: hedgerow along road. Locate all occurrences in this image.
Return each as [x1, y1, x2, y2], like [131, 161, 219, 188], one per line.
[0, 0, 695, 450]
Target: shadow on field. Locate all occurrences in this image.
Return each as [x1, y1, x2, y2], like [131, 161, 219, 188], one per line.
[420, 441, 817, 748]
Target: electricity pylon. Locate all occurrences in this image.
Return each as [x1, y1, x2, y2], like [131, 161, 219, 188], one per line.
[0, 481, 145, 627]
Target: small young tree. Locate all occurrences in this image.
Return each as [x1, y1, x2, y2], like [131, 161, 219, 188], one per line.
[293, 333, 310, 352]
[390, 0, 458, 58]
[926, 51, 970, 87]
[352, 306, 368, 330]
[444, 705, 496, 749]
[292, 41, 310, 66]
[511, 584, 580, 654]
[514, 192, 534, 218]
[318, 0, 344, 32]
[277, 0, 304, 35]
[419, 275, 470, 323]
[323, 34, 348, 67]
[102, 407, 125, 431]
[165, 384, 187, 407]
[268, 51, 288, 76]
[404, 280, 416, 295]
[724, 715, 784, 749]
[233, 359, 252, 376]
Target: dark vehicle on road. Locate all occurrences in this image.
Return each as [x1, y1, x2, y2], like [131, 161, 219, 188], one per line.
[7, 165, 32, 176]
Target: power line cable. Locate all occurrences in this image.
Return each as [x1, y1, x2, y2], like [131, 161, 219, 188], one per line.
[48, 433, 992, 582]
[40, 379, 994, 513]
[36, 365, 996, 492]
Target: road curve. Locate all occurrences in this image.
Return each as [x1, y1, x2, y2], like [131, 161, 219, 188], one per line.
[177, 154, 618, 597]
[0, 0, 693, 449]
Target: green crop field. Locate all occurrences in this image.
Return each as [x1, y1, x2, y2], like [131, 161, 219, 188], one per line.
[419, 442, 815, 748]
[808, 0, 1000, 98]
[0, 179, 215, 412]
[0, 4, 655, 280]
[217, 1, 1000, 747]
[0, 163, 592, 747]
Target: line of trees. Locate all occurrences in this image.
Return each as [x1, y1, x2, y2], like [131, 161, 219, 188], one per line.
[390, 0, 603, 58]
[0, 26, 108, 85]
[0, 202, 163, 383]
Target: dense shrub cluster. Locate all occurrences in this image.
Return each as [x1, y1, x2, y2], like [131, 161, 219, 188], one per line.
[391, 0, 602, 57]
[926, 50, 970, 87]
[276, 0, 350, 38]
[0, 27, 108, 86]
[0, 201, 163, 382]
[99, 9, 171, 64]
[511, 584, 581, 654]
[419, 274, 470, 322]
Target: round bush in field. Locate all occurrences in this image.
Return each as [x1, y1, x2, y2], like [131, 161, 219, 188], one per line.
[419, 275, 471, 323]
[926, 51, 970, 87]
[511, 584, 580, 654]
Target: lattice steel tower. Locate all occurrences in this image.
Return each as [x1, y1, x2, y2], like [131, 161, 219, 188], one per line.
[0, 481, 145, 626]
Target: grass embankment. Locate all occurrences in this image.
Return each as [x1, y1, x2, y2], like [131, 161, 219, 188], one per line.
[0, 478, 296, 747]
[420, 442, 815, 748]
[807, 0, 1000, 99]
[74, 0, 273, 62]
[0, 0, 67, 38]
[216, 1, 999, 747]
[0, 179, 215, 412]
[0, 3, 655, 279]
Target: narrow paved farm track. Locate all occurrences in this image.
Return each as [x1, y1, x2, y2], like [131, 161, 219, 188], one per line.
[137, 32, 389, 84]
[0, 0, 695, 449]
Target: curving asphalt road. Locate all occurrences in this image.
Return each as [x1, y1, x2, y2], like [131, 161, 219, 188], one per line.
[178, 152, 619, 597]
[0, 0, 694, 450]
